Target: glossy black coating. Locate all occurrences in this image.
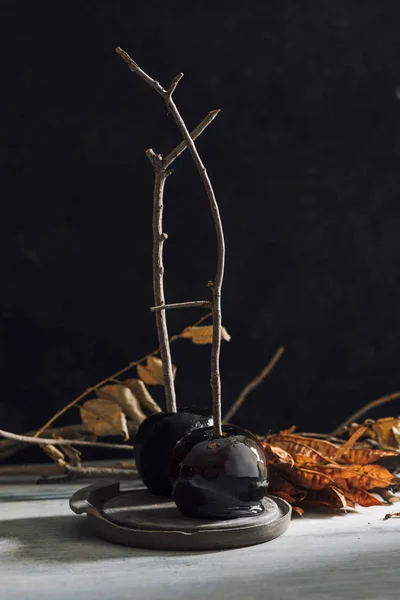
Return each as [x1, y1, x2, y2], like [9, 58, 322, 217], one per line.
[171, 425, 269, 519]
[134, 408, 213, 496]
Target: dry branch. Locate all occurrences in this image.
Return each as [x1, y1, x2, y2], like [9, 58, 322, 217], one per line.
[150, 301, 211, 312]
[0, 429, 133, 451]
[223, 346, 285, 423]
[331, 391, 400, 437]
[117, 46, 225, 437]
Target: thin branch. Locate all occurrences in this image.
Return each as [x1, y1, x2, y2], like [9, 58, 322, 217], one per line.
[33, 312, 212, 438]
[63, 463, 136, 479]
[0, 425, 89, 463]
[147, 152, 177, 412]
[331, 391, 400, 437]
[164, 110, 220, 168]
[167, 72, 184, 97]
[0, 463, 136, 479]
[0, 429, 133, 451]
[150, 301, 211, 312]
[117, 47, 225, 438]
[223, 346, 285, 423]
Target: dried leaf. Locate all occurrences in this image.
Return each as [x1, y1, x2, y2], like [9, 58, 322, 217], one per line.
[292, 506, 305, 517]
[346, 488, 382, 507]
[80, 398, 129, 440]
[277, 464, 337, 491]
[262, 442, 294, 466]
[137, 356, 176, 385]
[370, 417, 400, 449]
[344, 464, 394, 490]
[267, 435, 334, 464]
[122, 378, 162, 413]
[334, 425, 368, 461]
[306, 487, 349, 510]
[98, 384, 146, 426]
[52, 436, 81, 467]
[43, 444, 66, 466]
[180, 325, 231, 344]
[269, 472, 307, 503]
[339, 447, 399, 465]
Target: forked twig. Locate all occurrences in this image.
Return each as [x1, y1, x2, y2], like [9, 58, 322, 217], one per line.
[137, 100, 218, 412]
[117, 47, 225, 436]
[223, 346, 285, 423]
[331, 391, 400, 437]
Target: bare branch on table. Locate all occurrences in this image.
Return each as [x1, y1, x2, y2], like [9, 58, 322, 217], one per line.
[331, 391, 400, 437]
[223, 346, 285, 423]
[117, 46, 225, 437]
[0, 462, 136, 479]
[0, 429, 133, 451]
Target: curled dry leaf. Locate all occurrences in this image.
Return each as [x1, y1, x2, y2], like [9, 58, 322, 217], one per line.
[137, 356, 176, 386]
[122, 378, 162, 413]
[80, 398, 129, 440]
[43, 444, 66, 466]
[368, 417, 400, 450]
[180, 325, 231, 344]
[98, 384, 146, 427]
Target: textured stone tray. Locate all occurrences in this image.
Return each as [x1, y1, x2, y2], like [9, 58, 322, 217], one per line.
[69, 480, 291, 550]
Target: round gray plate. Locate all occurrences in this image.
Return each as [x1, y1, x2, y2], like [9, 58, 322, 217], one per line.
[70, 481, 291, 551]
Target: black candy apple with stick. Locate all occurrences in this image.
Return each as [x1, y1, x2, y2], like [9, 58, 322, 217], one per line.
[117, 47, 268, 518]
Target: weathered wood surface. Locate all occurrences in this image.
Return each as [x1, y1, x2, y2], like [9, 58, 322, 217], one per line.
[0, 473, 399, 600]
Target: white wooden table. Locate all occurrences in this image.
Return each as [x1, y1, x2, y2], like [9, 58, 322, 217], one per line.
[1, 472, 399, 600]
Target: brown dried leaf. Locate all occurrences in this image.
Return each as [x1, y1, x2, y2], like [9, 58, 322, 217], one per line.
[267, 435, 334, 464]
[339, 447, 399, 465]
[292, 506, 305, 517]
[346, 488, 382, 507]
[98, 384, 146, 426]
[137, 356, 176, 385]
[334, 425, 368, 461]
[122, 378, 162, 414]
[80, 398, 129, 440]
[344, 464, 394, 490]
[52, 436, 81, 467]
[277, 464, 337, 491]
[262, 442, 294, 465]
[306, 463, 393, 491]
[269, 472, 307, 502]
[306, 487, 349, 510]
[180, 325, 231, 344]
[370, 417, 400, 449]
[43, 444, 66, 466]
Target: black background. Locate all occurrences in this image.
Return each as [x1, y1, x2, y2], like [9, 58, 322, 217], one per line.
[2, 1, 400, 460]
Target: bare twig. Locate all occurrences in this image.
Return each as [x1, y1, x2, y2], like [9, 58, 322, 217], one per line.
[63, 463, 136, 479]
[33, 312, 212, 438]
[0, 462, 136, 479]
[331, 391, 400, 437]
[164, 110, 220, 168]
[223, 346, 285, 423]
[146, 149, 177, 412]
[117, 46, 225, 438]
[0, 429, 133, 451]
[151, 301, 211, 312]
